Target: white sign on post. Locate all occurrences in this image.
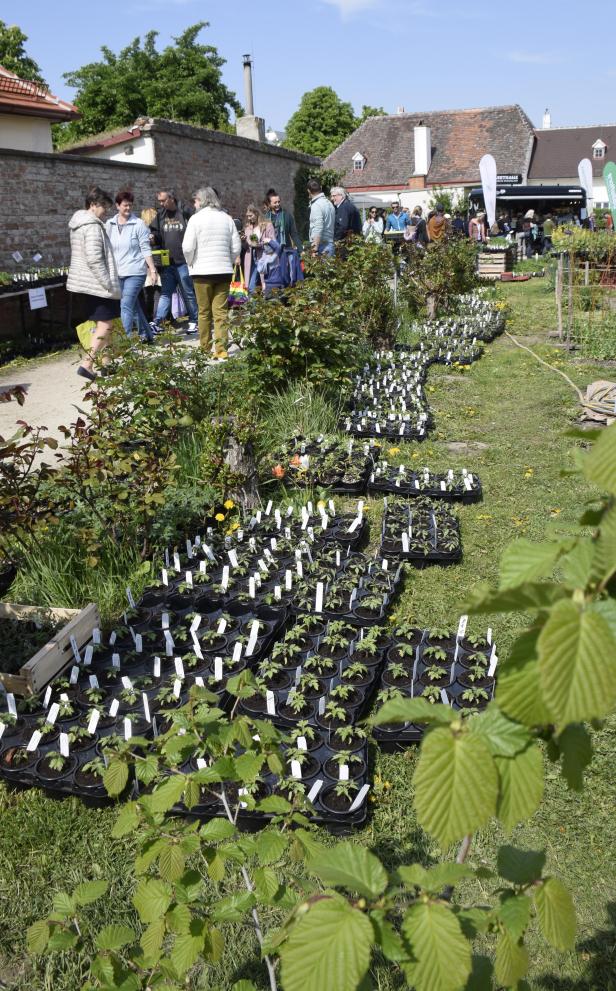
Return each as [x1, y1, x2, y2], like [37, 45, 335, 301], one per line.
[28, 287, 47, 310]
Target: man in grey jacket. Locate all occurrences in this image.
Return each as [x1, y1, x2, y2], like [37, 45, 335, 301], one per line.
[307, 179, 335, 257]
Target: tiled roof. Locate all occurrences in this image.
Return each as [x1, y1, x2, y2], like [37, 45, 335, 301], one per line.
[62, 123, 146, 154]
[324, 105, 535, 187]
[0, 65, 79, 121]
[529, 125, 616, 179]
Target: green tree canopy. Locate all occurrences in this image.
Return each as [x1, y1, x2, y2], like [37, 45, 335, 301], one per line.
[55, 23, 241, 148]
[284, 86, 359, 158]
[0, 21, 46, 85]
[358, 104, 386, 123]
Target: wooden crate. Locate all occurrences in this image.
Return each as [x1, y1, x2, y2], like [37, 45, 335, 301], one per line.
[477, 248, 514, 277]
[0, 602, 99, 695]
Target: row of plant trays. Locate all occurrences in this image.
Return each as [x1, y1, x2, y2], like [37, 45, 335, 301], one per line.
[267, 435, 379, 494]
[0, 271, 68, 295]
[380, 498, 462, 565]
[368, 465, 482, 503]
[0, 502, 387, 829]
[373, 621, 498, 749]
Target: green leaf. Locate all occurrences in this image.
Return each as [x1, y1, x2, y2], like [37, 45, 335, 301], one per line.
[95, 923, 135, 951]
[27, 920, 50, 954]
[496, 629, 552, 726]
[369, 910, 408, 962]
[538, 599, 616, 723]
[47, 929, 78, 951]
[149, 775, 186, 813]
[463, 955, 493, 991]
[495, 742, 544, 831]
[51, 891, 75, 918]
[133, 878, 173, 923]
[103, 759, 129, 797]
[583, 421, 616, 493]
[257, 795, 292, 814]
[535, 878, 576, 950]
[402, 901, 472, 991]
[593, 598, 616, 638]
[170, 920, 206, 976]
[309, 842, 388, 899]
[253, 866, 281, 903]
[159, 843, 186, 882]
[495, 930, 529, 987]
[561, 539, 595, 588]
[280, 896, 373, 991]
[468, 703, 531, 756]
[497, 894, 532, 941]
[140, 918, 165, 962]
[423, 863, 475, 892]
[211, 891, 255, 923]
[370, 695, 455, 727]
[112, 803, 139, 838]
[590, 503, 616, 586]
[200, 818, 236, 841]
[396, 864, 428, 888]
[499, 539, 562, 589]
[255, 828, 288, 865]
[558, 723, 592, 791]
[166, 903, 192, 934]
[73, 880, 109, 907]
[455, 908, 491, 939]
[232, 983, 258, 991]
[206, 850, 226, 883]
[413, 726, 498, 847]
[234, 751, 264, 782]
[497, 846, 546, 885]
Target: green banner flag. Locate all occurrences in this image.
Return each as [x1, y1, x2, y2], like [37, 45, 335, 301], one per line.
[604, 161, 616, 228]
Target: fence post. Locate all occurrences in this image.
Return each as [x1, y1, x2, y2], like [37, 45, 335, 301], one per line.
[566, 253, 574, 349]
[556, 254, 563, 340]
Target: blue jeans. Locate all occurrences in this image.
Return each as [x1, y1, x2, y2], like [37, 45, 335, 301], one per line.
[155, 263, 198, 324]
[119, 275, 151, 339]
[317, 242, 335, 257]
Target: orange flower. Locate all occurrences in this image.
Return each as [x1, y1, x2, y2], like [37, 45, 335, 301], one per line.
[272, 464, 285, 479]
[290, 454, 301, 467]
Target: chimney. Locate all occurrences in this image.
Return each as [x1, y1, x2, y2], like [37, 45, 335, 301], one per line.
[414, 124, 431, 176]
[236, 54, 266, 143]
[542, 108, 551, 129]
[396, 105, 406, 114]
[242, 54, 255, 116]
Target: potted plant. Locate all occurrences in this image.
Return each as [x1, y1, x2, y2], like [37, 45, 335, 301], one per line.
[319, 779, 360, 816]
[36, 750, 77, 782]
[323, 749, 366, 781]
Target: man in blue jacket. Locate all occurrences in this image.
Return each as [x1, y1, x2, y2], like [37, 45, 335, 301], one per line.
[332, 187, 362, 243]
[386, 201, 409, 231]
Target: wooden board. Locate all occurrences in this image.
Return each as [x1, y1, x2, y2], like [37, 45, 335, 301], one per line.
[0, 602, 99, 695]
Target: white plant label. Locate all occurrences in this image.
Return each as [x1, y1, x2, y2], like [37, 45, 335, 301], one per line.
[402, 532, 410, 553]
[203, 543, 216, 562]
[270, 537, 278, 551]
[339, 764, 349, 781]
[153, 656, 161, 678]
[162, 612, 170, 630]
[164, 631, 174, 656]
[199, 560, 207, 575]
[264, 499, 273, 515]
[457, 615, 468, 639]
[125, 587, 136, 608]
[112, 653, 121, 668]
[173, 552, 181, 572]
[246, 621, 260, 657]
[307, 779, 323, 803]
[121, 676, 133, 690]
[232, 641, 243, 663]
[89, 674, 100, 690]
[27, 730, 42, 752]
[135, 634, 142, 653]
[69, 665, 80, 685]
[297, 736, 308, 751]
[274, 585, 282, 601]
[46, 702, 60, 725]
[190, 614, 202, 634]
[161, 568, 169, 586]
[43, 685, 53, 708]
[186, 539, 194, 559]
[382, 558, 388, 571]
[214, 657, 224, 681]
[347, 516, 361, 534]
[192, 639, 203, 660]
[59, 732, 70, 758]
[195, 676, 205, 688]
[266, 691, 276, 715]
[84, 644, 94, 666]
[109, 631, 117, 646]
[87, 709, 100, 734]
[6, 694, 16, 717]
[315, 582, 324, 614]
[196, 757, 207, 770]
[70, 635, 81, 662]
[285, 569, 292, 591]
[440, 689, 450, 705]
[228, 549, 239, 568]
[174, 657, 185, 679]
[318, 696, 326, 715]
[221, 565, 230, 591]
[487, 627, 493, 645]
[249, 577, 256, 598]
[124, 718, 132, 741]
[349, 784, 370, 812]
[92, 627, 101, 645]
[109, 698, 120, 718]
[488, 653, 498, 678]
[173, 679, 182, 699]
[142, 693, 151, 723]
[185, 570, 193, 588]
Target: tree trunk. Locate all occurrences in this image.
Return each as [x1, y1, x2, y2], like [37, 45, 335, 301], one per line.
[223, 431, 259, 511]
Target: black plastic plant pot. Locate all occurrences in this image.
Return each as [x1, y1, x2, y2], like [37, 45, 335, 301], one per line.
[0, 716, 27, 741]
[278, 701, 317, 723]
[73, 766, 107, 795]
[35, 754, 78, 784]
[287, 729, 324, 753]
[327, 729, 367, 753]
[139, 586, 173, 608]
[351, 605, 387, 625]
[319, 784, 360, 817]
[284, 754, 320, 780]
[456, 670, 494, 690]
[323, 755, 367, 781]
[0, 745, 40, 777]
[417, 670, 452, 689]
[381, 669, 414, 690]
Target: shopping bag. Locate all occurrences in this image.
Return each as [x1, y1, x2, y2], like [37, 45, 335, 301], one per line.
[76, 320, 96, 350]
[227, 264, 249, 307]
[171, 290, 187, 319]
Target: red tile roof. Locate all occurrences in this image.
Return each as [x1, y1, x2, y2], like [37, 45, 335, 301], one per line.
[529, 125, 616, 179]
[62, 126, 144, 155]
[324, 105, 535, 188]
[0, 65, 79, 122]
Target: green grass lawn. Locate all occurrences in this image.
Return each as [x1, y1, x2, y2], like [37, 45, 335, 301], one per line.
[1, 281, 614, 990]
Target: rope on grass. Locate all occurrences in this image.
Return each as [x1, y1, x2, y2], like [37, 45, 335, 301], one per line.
[504, 330, 586, 404]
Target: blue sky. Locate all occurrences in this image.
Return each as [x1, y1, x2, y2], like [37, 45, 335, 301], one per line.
[6, 0, 615, 132]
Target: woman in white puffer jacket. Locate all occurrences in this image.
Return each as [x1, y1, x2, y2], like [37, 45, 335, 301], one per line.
[182, 187, 241, 359]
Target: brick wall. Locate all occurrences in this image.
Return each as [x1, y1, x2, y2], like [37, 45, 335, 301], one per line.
[0, 120, 319, 269]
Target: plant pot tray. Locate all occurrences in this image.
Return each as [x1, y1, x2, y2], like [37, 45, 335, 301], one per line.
[0, 602, 100, 695]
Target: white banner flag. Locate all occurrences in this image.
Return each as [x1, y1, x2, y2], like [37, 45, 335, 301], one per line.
[479, 154, 497, 230]
[578, 158, 594, 218]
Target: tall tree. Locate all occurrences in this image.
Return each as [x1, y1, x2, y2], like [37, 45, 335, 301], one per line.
[0, 21, 46, 85]
[284, 87, 358, 158]
[55, 23, 241, 147]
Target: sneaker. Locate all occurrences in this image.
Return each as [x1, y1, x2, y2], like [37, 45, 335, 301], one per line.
[214, 350, 228, 361]
[149, 321, 164, 336]
[186, 322, 198, 335]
